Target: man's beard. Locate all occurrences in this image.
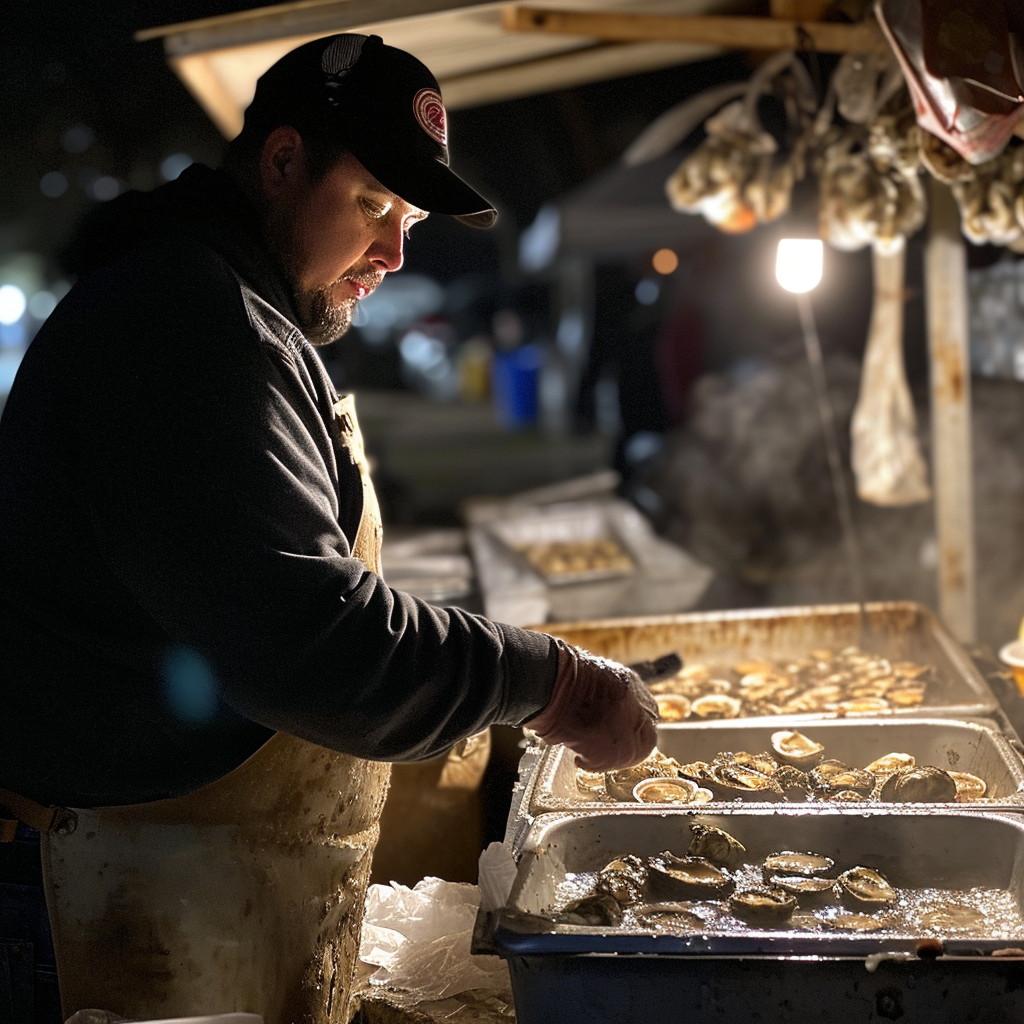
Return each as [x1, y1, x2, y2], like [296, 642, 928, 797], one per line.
[297, 283, 354, 347]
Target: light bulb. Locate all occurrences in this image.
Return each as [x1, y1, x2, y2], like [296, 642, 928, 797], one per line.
[776, 238, 823, 294]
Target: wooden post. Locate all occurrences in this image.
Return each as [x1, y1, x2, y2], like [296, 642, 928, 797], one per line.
[925, 179, 976, 643]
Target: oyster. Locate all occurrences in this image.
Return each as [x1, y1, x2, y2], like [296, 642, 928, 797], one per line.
[809, 759, 876, 795]
[636, 903, 707, 931]
[827, 912, 888, 932]
[709, 763, 784, 801]
[677, 760, 714, 784]
[836, 697, 891, 715]
[688, 823, 746, 867]
[605, 763, 676, 802]
[722, 750, 777, 776]
[770, 729, 825, 768]
[919, 904, 986, 932]
[829, 790, 868, 802]
[654, 693, 692, 722]
[596, 855, 647, 904]
[763, 851, 834, 877]
[729, 886, 798, 924]
[646, 853, 734, 901]
[559, 891, 623, 926]
[691, 694, 743, 719]
[632, 777, 700, 805]
[948, 771, 987, 802]
[768, 874, 835, 908]
[879, 765, 958, 803]
[836, 866, 897, 909]
[575, 769, 607, 796]
[864, 752, 916, 776]
[774, 764, 811, 800]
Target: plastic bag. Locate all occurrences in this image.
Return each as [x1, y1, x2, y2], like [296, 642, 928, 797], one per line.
[359, 876, 511, 1006]
[877, 0, 1024, 165]
[850, 241, 932, 506]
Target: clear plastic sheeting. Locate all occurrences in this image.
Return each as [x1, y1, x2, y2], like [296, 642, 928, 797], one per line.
[851, 242, 932, 506]
[359, 877, 512, 1011]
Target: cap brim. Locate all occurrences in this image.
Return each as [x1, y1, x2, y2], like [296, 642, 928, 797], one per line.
[353, 146, 497, 228]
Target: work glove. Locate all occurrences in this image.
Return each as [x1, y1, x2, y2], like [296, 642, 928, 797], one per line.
[524, 640, 659, 772]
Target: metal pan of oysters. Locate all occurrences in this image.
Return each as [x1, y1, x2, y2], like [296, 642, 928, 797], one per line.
[545, 601, 999, 720]
[492, 808, 1024, 957]
[525, 718, 1024, 815]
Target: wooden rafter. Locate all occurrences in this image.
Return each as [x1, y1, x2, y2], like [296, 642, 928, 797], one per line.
[501, 6, 888, 54]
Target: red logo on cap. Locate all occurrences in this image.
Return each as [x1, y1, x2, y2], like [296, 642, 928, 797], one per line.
[413, 88, 447, 147]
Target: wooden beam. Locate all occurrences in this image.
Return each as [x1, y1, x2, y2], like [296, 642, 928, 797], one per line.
[502, 6, 888, 53]
[925, 179, 976, 644]
[770, 0, 834, 18]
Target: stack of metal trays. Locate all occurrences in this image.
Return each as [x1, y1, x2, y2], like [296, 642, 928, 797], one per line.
[486, 601, 1024, 1024]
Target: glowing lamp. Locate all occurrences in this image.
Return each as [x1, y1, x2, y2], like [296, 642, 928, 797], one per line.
[776, 239, 823, 294]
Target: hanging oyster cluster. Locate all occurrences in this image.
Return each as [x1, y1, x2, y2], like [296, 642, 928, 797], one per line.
[813, 66, 926, 254]
[921, 134, 1024, 251]
[665, 51, 818, 233]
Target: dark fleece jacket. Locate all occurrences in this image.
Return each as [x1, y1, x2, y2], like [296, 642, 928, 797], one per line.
[0, 165, 556, 807]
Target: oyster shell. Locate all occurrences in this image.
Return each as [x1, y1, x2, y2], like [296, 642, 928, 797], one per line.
[948, 771, 987, 802]
[770, 729, 825, 768]
[719, 750, 778, 776]
[879, 765, 958, 803]
[677, 760, 714, 784]
[864, 752, 916, 776]
[836, 866, 897, 909]
[774, 764, 811, 800]
[768, 874, 835, 908]
[596, 855, 647, 905]
[636, 903, 707, 931]
[709, 763, 784, 801]
[691, 694, 743, 719]
[654, 693, 691, 722]
[829, 789, 868, 802]
[763, 851, 834, 877]
[729, 886, 798, 924]
[809, 759, 876, 795]
[919, 904, 986, 932]
[646, 853, 734, 901]
[827, 912, 888, 932]
[632, 777, 700, 805]
[559, 891, 624, 926]
[605, 763, 676, 802]
[575, 769, 607, 795]
[688, 823, 746, 867]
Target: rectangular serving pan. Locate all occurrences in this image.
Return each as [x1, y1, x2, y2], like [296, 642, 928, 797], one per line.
[524, 718, 1024, 816]
[545, 601, 1000, 719]
[485, 807, 1024, 1024]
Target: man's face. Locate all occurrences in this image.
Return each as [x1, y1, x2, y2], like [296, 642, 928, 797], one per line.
[266, 149, 428, 345]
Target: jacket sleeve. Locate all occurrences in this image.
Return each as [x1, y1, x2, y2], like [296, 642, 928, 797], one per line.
[72, 239, 557, 762]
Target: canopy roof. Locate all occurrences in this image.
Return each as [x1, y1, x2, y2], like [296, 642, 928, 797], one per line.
[137, 0, 756, 135]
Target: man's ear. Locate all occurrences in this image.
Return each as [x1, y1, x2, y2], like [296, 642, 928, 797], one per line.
[258, 126, 306, 200]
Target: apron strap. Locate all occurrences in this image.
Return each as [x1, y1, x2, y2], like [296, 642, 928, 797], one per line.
[0, 786, 77, 841]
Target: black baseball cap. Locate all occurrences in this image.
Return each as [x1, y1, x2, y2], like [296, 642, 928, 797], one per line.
[243, 33, 496, 228]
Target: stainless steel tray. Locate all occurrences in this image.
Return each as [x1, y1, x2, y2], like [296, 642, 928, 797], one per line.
[524, 718, 1024, 815]
[545, 601, 1000, 719]
[493, 806, 1024, 956]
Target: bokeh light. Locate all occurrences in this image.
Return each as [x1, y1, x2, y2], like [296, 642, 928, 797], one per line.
[635, 278, 660, 305]
[160, 153, 193, 182]
[652, 248, 679, 275]
[39, 171, 68, 198]
[0, 285, 27, 326]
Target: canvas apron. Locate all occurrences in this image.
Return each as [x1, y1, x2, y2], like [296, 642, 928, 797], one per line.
[38, 394, 391, 1024]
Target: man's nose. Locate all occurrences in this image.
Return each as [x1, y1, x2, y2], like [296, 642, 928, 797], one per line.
[368, 223, 405, 273]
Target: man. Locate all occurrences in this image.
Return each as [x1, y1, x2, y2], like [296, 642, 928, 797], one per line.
[0, 33, 657, 1024]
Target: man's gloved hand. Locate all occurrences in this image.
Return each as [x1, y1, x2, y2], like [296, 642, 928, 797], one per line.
[524, 640, 659, 772]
